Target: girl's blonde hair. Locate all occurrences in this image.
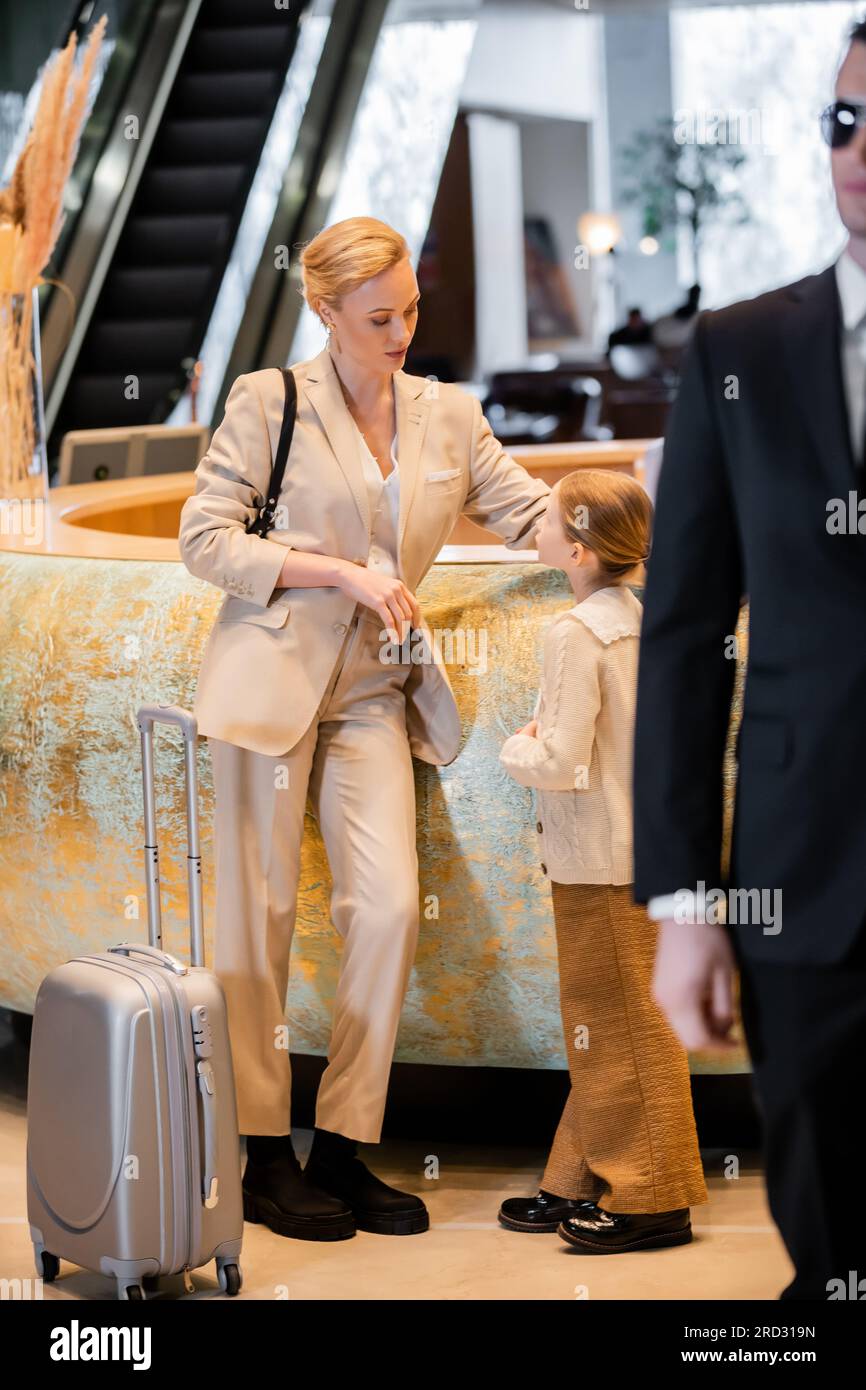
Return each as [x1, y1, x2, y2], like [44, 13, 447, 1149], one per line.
[298, 216, 410, 321]
[556, 468, 653, 580]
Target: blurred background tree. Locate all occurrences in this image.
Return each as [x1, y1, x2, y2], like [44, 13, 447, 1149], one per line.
[619, 116, 751, 282]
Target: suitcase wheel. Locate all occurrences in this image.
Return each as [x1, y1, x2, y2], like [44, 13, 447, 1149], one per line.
[35, 1249, 59, 1282]
[216, 1259, 242, 1296]
[118, 1281, 145, 1300]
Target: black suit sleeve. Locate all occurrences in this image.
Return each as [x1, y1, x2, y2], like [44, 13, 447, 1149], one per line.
[632, 310, 744, 905]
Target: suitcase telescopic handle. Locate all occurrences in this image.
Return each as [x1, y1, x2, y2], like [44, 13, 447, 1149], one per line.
[136, 703, 204, 968]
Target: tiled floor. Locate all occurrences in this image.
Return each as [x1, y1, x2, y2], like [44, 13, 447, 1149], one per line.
[0, 1018, 791, 1301]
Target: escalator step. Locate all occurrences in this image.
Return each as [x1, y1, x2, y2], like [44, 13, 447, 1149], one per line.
[121, 214, 233, 265]
[83, 318, 197, 371]
[137, 163, 248, 216]
[102, 266, 213, 316]
[187, 23, 296, 72]
[153, 116, 266, 166]
[171, 69, 281, 118]
[200, 0, 292, 25]
[66, 373, 189, 428]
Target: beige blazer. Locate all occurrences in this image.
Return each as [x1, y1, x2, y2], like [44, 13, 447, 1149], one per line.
[179, 346, 551, 764]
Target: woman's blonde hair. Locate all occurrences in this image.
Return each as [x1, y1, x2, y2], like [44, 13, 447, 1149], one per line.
[298, 216, 410, 321]
[556, 468, 653, 580]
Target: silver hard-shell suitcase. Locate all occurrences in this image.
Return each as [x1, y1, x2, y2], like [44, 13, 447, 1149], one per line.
[26, 704, 244, 1300]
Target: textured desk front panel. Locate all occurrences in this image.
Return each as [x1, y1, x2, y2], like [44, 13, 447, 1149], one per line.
[0, 553, 748, 1071]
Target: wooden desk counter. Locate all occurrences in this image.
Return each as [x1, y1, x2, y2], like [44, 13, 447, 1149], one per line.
[0, 439, 653, 560]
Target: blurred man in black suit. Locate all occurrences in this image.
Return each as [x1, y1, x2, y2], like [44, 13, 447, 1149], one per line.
[633, 16, 866, 1300]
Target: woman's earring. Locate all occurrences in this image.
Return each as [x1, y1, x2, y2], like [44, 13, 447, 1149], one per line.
[326, 321, 341, 354]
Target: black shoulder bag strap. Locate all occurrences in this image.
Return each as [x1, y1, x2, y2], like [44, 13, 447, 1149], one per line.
[245, 366, 297, 538]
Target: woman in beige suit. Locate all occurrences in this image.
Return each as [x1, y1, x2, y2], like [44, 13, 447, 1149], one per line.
[179, 216, 550, 1242]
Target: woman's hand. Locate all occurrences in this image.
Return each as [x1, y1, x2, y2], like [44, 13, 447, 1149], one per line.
[513, 718, 538, 738]
[337, 561, 421, 643]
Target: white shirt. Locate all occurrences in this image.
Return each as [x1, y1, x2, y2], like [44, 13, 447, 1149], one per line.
[834, 247, 866, 463]
[648, 247, 866, 923]
[352, 421, 401, 578]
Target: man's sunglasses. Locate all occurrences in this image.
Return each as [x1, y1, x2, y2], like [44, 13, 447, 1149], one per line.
[821, 100, 866, 148]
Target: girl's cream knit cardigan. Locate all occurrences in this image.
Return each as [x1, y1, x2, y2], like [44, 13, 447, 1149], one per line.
[498, 584, 643, 885]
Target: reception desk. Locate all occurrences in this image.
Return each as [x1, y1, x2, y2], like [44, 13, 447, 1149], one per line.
[0, 445, 749, 1073]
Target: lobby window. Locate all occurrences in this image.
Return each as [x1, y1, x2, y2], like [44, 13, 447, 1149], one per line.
[289, 11, 477, 365]
[669, 1, 862, 306]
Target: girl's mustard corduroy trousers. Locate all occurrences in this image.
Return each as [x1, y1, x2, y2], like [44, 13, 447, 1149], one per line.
[541, 880, 709, 1213]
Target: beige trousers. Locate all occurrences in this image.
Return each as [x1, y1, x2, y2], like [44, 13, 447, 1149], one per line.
[207, 604, 419, 1142]
[541, 880, 709, 1213]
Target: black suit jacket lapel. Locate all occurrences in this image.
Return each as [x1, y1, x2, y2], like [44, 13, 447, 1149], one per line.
[780, 263, 857, 488]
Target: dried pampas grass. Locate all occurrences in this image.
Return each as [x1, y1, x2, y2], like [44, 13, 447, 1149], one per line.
[0, 15, 107, 498]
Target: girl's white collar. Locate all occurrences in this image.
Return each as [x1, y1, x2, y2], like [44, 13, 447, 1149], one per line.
[562, 584, 642, 645]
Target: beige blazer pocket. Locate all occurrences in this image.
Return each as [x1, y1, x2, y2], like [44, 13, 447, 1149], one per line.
[217, 595, 291, 628]
[424, 468, 463, 496]
[425, 467, 462, 482]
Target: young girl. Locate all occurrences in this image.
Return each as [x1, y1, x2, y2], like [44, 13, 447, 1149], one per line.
[497, 469, 708, 1253]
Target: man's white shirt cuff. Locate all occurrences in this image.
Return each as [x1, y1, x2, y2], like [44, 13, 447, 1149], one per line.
[647, 890, 728, 924]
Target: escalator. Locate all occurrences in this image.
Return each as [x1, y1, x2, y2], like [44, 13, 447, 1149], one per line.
[46, 0, 307, 458]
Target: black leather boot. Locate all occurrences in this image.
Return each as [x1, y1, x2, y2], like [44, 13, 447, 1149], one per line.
[242, 1133, 356, 1241]
[498, 1190, 601, 1232]
[557, 1205, 692, 1253]
[303, 1127, 429, 1235]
